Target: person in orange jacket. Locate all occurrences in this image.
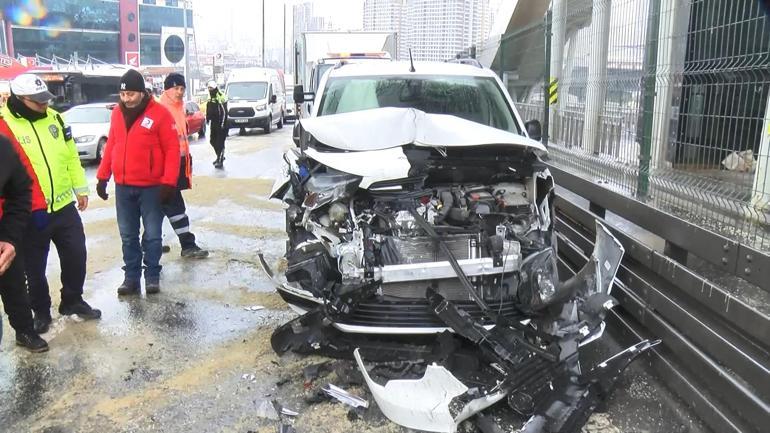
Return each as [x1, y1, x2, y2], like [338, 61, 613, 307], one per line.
[157, 73, 208, 259]
[0, 131, 49, 352]
[95, 70, 180, 296]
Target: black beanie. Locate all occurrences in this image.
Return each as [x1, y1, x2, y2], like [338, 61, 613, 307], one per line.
[120, 69, 146, 92]
[164, 73, 186, 90]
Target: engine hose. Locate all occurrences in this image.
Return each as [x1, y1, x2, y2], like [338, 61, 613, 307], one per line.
[408, 208, 497, 321]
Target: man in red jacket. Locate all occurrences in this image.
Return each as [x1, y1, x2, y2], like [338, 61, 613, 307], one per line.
[95, 70, 180, 296]
[0, 134, 49, 352]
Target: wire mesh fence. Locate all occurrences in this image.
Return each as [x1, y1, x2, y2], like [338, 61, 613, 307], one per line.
[488, 0, 770, 252]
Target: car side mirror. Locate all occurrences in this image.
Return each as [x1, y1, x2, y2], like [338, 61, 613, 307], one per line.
[270, 94, 277, 104]
[293, 85, 304, 102]
[525, 119, 543, 143]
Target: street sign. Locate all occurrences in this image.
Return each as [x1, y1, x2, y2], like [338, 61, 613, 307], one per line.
[213, 53, 224, 66]
[125, 51, 140, 67]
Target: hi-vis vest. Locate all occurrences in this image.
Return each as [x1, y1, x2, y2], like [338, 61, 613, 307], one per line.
[0, 106, 89, 213]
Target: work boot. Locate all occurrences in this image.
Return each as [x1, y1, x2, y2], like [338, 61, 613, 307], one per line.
[145, 278, 161, 295]
[117, 279, 141, 296]
[33, 312, 52, 334]
[16, 330, 49, 353]
[213, 154, 224, 169]
[181, 245, 209, 259]
[59, 299, 102, 320]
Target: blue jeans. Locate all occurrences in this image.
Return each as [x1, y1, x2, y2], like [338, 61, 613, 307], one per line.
[115, 185, 163, 281]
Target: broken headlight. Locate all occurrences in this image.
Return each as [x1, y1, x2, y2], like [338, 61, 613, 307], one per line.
[303, 169, 361, 211]
[517, 248, 559, 311]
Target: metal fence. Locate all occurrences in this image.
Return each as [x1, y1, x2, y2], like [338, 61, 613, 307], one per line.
[487, 0, 770, 253]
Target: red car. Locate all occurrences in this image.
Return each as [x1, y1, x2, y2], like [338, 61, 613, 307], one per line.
[185, 101, 206, 138]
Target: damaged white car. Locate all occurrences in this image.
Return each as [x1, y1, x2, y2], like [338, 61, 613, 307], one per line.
[260, 62, 658, 433]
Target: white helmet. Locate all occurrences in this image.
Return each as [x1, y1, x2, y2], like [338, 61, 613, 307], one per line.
[207, 80, 218, 89]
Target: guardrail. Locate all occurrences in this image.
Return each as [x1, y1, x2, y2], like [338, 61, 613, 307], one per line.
[550, 165, 769, 433]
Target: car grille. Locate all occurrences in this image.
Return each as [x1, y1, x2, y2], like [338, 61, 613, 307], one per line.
[343, 298, 523, 328]
[276, 288, 522, 329]
[229, 107, 255, 117]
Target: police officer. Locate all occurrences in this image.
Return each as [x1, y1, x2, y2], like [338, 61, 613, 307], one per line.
[1, 74, 101, 334]
[206, 80, 228, 169]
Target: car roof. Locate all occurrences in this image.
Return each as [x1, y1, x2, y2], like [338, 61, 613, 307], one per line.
[65, 102, 116, 110]
[326, 61, 497, 79]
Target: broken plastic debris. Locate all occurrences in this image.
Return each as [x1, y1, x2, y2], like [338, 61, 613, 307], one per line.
[272, 399, 300, 417]
[256, 400, 279, 420]
[244, 305, 265, 312]
[321, 383, 369, 409]
[279, 425, 296, 433]
[241, 373, 257, 382]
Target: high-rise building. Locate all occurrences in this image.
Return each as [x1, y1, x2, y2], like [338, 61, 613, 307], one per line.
[293, 1, 331, 41]
[363, 0, 403, 33]
[398, 0, 490, 61]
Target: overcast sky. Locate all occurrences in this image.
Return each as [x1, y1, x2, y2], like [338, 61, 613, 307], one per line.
[193, 0, 364, 51]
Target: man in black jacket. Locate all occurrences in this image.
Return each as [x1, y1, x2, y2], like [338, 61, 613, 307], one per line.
[0, 134, 48, 351]
[206, 80, 228, 169]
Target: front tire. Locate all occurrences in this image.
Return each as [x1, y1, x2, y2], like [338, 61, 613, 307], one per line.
[263, 116, 272, 134]
[95, 137, 107, 164]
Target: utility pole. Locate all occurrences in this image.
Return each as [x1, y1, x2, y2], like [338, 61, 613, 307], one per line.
[262, 0, 266, 67]
[183, 0, 190, 98]
[283, 3, 286, 71]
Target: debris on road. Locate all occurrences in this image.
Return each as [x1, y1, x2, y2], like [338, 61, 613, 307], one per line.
[321, 384, 369, 409]
[244, 305, 266, 312]
[256, 399, 280, 420]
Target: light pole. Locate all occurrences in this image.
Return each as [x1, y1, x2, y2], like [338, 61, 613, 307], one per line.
[183, 0, 191, 98]
[262, 0, 266, 67]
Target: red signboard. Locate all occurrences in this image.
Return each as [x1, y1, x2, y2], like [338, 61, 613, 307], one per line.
[125, 51, 140, 67]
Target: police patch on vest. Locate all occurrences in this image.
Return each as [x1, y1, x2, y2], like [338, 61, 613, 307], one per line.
[49, 124, 59, 139]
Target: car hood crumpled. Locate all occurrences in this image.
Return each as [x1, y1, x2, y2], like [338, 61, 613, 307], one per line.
[299, 107, 547, 153]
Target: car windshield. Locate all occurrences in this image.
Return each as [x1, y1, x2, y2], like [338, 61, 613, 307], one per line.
[318, 75, 520, 134]
[227, 82, 268, 100]
[63, 106, 111, 123]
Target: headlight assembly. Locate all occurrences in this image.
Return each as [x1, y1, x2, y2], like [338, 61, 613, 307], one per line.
[74, 135, 95, 143]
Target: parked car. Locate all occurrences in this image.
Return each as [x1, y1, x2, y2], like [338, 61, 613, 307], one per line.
[261, 61, 644, 433]
[225, 67, 285, 134]
[285, 86, 297, 122]
[185, 101, 206, 138]
[62, 102, 114, 162]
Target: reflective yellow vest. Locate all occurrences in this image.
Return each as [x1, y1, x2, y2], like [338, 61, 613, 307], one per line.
[0, 105, 89, 213]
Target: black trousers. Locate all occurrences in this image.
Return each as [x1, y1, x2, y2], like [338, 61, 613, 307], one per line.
[162, 189, 197, 250]
[0, 254, 34, 334]
[210, 125, 227, 158]
[24, 203, 87, 317]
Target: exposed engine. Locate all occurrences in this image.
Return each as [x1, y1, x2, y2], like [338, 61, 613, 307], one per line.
[261, 108, 641, 433]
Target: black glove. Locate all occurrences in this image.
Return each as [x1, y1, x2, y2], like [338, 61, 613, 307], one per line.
[31, 210, 49, 231]
[159, 185, 176, 204]
[96, 180, 109, 201]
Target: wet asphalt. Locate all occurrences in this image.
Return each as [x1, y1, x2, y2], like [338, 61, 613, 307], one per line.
[0, 126, 711, 433]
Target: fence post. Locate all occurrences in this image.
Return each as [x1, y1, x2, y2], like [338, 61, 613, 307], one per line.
[638, 0, 662, 198]
[543, 9, 552, 146]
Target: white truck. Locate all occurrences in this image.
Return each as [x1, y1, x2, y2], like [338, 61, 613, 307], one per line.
[225, 67, 286, 134]
[293, 31, 397, 116]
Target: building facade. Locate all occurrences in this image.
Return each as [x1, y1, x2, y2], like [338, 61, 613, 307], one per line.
[363, 0, 403, 33]
[395, 0, 490, 61]
[1, 0, 193, 66]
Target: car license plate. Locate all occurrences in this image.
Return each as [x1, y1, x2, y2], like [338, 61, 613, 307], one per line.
[234, 119, 248, 123]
